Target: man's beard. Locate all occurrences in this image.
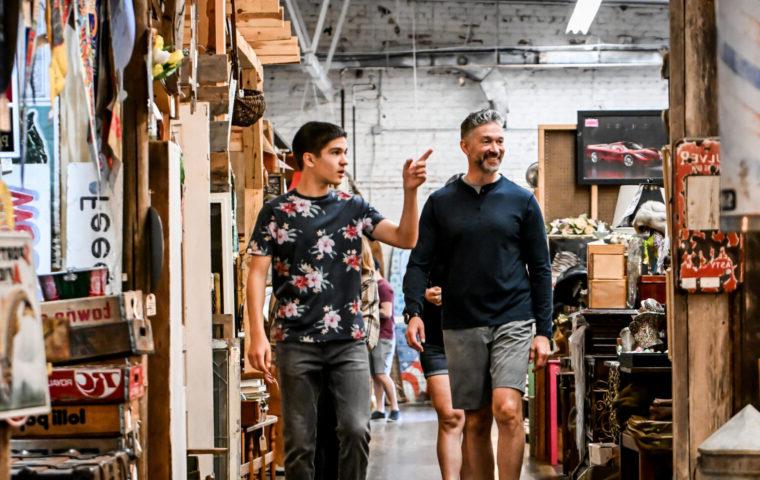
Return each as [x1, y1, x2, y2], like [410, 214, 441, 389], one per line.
[475, 153, 502, 173]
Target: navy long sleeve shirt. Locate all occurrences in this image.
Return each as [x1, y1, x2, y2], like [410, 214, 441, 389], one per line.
[403, 176, 553, 338]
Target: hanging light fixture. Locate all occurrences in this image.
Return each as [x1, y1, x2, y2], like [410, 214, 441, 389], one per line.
[566, 0, 604, 35]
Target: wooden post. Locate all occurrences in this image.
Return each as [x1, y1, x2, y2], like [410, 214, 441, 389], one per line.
[0, 424, 9, 480]
[590, 185, 599, 219]
[122, 2, 151, 478]
[669, 1, 733, 478]
[148, 141, 188, 480]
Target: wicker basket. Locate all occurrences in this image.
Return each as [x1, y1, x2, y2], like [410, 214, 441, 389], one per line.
[232, 89, 266, 127]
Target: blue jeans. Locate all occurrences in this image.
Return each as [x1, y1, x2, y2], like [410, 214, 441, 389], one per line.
[277, 340, 371, 479]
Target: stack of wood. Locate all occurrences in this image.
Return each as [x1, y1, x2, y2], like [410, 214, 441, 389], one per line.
[10, 292, 154, 479]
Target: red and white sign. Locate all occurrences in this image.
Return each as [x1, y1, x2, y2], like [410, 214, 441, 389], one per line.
[48, 364, 144, 404]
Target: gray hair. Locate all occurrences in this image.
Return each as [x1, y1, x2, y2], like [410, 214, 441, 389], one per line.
[460, 109, 505, 139]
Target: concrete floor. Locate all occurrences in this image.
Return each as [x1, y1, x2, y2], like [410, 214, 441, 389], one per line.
[367, 404, 561, 479]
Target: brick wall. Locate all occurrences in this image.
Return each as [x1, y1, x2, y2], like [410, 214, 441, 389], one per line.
[296, 0, 668, 53]
[265, 65, 667, 219]
[263, 1, 669, 225]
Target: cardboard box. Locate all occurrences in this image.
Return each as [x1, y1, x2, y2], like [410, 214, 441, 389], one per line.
[589, 243, 626, 280]
[590, 279, 628, 309]
[49, 364, 145, 404]
[589, 442, 618, 465]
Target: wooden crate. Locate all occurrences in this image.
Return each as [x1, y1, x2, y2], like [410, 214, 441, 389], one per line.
[589, 243, 626, 280]
[589, 280, 628, 309]
[14, 401, 139, 438]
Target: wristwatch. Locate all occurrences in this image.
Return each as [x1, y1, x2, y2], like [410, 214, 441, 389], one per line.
[403, 311, 421, 325]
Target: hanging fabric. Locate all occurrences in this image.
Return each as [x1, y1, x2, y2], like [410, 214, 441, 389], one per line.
[47, 0, 68, 100]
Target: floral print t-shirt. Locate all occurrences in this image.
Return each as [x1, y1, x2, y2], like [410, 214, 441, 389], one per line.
[249, 190, 386, 343]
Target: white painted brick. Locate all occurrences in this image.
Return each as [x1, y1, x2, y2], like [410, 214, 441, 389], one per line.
[264, 2, 669, 226]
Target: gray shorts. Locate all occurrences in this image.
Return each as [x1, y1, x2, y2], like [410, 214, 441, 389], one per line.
[369, 338, 395, 376]
[443, 319, 534, 410]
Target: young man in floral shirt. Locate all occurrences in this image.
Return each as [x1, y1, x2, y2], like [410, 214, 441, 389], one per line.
[246, 121, 430, 479]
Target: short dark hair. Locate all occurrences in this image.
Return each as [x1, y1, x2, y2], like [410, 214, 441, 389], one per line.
[292, 122, 347, 170]
[460, 109, 505, 139]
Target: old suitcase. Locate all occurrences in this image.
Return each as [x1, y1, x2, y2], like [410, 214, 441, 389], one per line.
[11, 450, 131, 479]
[42, 293, 154, 364]
[13, 400, 139, 438]
[49, 364, 145, 404]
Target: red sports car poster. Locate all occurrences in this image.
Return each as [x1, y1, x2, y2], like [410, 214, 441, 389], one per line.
[576, 110, 667, 185]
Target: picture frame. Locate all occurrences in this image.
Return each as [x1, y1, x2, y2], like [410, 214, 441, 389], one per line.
[576, 110, 667, 186]
[265, 172, 286, 197]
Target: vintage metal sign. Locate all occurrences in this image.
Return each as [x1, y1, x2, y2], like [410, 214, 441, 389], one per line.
[674, 139, 743, 293]
[717, 1, 760, 230]
[49, 364, 145, 404]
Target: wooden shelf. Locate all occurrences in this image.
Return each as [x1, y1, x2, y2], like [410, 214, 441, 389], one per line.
[245, 415, 278, 433]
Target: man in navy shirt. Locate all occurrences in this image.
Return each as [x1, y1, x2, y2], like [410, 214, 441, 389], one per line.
[246, 121, 431, 479]
[403, 109, 552, 480]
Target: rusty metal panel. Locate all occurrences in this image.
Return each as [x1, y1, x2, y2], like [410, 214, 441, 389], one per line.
[674, 138, 743, 293]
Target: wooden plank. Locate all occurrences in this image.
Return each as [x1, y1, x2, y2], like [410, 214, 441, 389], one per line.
[211, 152, 231, 192]
[231, 152, 246, 233]
[210, 120, 230, 153]
[197, 54, 229, 84]
[237, 7, 283, 21]
[236, 17, 285, 29]
[668, 1, 688, 477]
[241, 71, 265, 190]
[590, 185, 599, 219]
[688, 295, 732, 476]
[239, 22, 294, 42]
[738, 233, 760, 411]
[259, 54, 301, 65]
[537, 127, 546, 210]
[237, 32, 264, 83]
[250, 38, 299, 57]
[228, 0, 279, 14]
[198, 85, 230, 116]
[0, 424, 9, 478]
[198, 0, 210, 52]
[148, 141, 188, 480]
[214, 0, 226, 54]
[175, 102, 215, 478]
[684, 0, 719, 138]
[230, 130, 244, 152]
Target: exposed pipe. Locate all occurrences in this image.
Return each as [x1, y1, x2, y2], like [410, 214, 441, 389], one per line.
[340, 88, 345, 129]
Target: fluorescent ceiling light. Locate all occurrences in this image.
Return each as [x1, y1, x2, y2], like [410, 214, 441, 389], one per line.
[566, 0, 604, 35]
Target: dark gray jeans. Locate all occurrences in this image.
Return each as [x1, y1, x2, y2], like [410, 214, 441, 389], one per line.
[277, 340, 371, 480]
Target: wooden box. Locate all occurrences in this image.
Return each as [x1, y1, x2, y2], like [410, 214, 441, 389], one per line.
[589, 279, 628, 309]
[42, 295, 154, 364]
[44, 318, 154, 364]
[639, 275, 667, 305]
[14, 400, 139, 438]
[588, 243, 627, 280]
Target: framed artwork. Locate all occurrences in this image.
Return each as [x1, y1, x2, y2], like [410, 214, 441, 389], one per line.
[576, 110, 667, 186]
[265, 173, 285, 197]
